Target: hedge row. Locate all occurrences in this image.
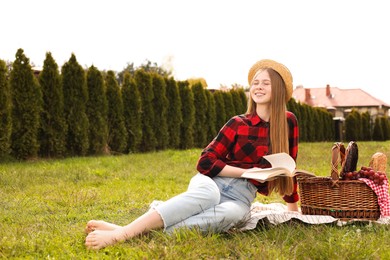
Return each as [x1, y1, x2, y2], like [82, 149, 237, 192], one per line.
[0, 49, 249, 160]
[344, 109, 390, 141]
[3, 48, 385, 161]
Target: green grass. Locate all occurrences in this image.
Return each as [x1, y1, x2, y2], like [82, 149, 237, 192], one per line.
[1, 142, 390, 259]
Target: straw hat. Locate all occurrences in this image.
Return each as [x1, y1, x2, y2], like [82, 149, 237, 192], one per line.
[247, 59, 293, 101]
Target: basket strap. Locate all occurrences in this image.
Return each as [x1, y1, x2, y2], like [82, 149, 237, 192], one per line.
[331, 142, 345, 184]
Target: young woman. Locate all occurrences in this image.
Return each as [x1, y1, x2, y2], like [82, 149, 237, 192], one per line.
[85, 59, 299, 250]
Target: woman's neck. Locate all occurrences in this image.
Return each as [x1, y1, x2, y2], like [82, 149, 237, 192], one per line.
[256, 105, 270, 122]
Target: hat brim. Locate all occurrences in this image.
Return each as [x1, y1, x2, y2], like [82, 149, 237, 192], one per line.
[248, 59, 293, 102]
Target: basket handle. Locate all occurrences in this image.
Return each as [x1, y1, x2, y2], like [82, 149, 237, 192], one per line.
[331, 142, 345, 181]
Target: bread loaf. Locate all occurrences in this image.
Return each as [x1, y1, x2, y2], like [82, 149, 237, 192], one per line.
[369, 152, 387, 173]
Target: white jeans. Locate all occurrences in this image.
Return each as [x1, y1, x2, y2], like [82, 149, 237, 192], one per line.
[153, 173, 257, 233]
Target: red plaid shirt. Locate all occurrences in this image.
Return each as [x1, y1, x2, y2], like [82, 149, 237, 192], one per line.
[196, 112, 299, 203]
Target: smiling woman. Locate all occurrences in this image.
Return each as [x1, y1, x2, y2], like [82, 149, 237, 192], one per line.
[83, 58, 301, 250]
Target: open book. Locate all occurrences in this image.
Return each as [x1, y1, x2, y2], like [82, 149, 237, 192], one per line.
[241, 153, 316, 182]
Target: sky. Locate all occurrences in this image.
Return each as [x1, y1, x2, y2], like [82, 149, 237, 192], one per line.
[2, 0, 390, 105]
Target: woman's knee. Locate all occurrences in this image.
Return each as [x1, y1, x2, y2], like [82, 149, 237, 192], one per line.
[189, 174, 220, 194]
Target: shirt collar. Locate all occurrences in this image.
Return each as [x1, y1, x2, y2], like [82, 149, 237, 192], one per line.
[247, 113, 268, 126]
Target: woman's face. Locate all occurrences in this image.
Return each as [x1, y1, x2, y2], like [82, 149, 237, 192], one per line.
[250, 69, 272, 105]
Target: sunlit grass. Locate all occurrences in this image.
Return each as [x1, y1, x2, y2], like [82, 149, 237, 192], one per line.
[1, 142, 390, 259]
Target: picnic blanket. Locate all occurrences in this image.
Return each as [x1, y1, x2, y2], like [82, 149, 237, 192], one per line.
[149, 200, 390, 231]
[240, 202, 390, 231]
[359, 178, 390, 216]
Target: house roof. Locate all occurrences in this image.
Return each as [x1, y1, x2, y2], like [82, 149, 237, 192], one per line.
[292, 85, 390, 108]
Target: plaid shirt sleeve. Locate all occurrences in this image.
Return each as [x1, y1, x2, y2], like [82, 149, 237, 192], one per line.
[196, 116, 240, 177]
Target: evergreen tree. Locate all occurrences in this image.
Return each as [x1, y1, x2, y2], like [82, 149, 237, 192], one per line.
[165, 77, 182, 149]
[237, 88, 248, 114]
[354, 110, 363, 140]
[372, 116, 384, 141]
[313, 109, 323, 141]
[325, 111, 335, 141]
[178, 81, 195, 149]
[319, 110, 328, 141]
[117, 60, 171, 85]
[192, 82, 208, 148]
[86, 65, 108, 155]
[345, 109, 360, 141]
[205, 90, 217, 143]
[117, 62, 135, 85]
[0, 59, 12, 158]
[10, 49, 42, 159]
[152, 73, 169, 150]
[62, 53, 89, 156]
[318, 108, 333, 141]
[230, 89, 244, 115]
[287, 98, 300, 119]
[122, 72, 142, 153]
[345, 112, 355, 141]
[306, 105, 316, 142]
[361, 111, 371, 141]
[38, 52, 67, 158]
[135, 69, 157, 152]
[380, 116, 390, 141]
[223, 91, 235, 121]
[105, 70, 127, 153]
[213, 91, 226, 131]
[297, 103, 308, 142]
[138, 60, 171, 77]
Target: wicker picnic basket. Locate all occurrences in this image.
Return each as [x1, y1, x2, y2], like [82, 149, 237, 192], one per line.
[297, 142, 380, 220]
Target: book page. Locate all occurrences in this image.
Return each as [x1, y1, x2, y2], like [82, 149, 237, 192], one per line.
[262, 153, 296, 173]
[241, 167, 292, 182]
[241, 153, 315, 182]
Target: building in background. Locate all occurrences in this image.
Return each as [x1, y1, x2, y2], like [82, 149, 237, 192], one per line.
[293, 84, 390, 141]
[293, 84, 390, 119]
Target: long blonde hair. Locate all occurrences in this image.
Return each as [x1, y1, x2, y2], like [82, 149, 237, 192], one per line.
[246, 68, 294, 196]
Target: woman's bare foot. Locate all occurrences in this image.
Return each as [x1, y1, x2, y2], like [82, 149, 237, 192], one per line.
[85, 228, 126, 250]
[85, 220, 122, 234]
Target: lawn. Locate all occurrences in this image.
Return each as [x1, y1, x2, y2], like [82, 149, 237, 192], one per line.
[1, 141, 390, 259]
